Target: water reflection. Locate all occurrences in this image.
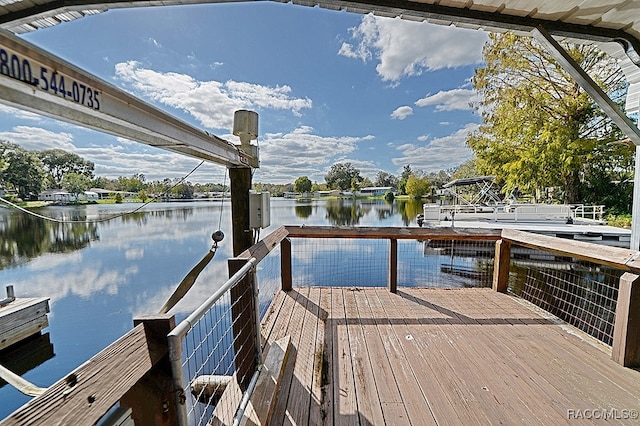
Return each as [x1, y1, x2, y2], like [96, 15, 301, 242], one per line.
[0, 211, 98, 270]
[0, 333, 54, 390]
[294, 204, 313, 219]
[0, 199, 423, 418]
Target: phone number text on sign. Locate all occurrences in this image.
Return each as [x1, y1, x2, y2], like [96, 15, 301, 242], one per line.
[0, 47, 101, 110]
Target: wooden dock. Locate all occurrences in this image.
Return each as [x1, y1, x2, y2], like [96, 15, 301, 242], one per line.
[258, 287, 640, 425]
[0, 297, 50, 351]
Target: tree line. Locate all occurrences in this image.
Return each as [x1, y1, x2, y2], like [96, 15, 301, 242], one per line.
[1, 32, 634, 214]
[0, 143, 228, 201]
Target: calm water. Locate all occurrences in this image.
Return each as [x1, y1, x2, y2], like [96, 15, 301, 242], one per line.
[0, 197, 426, 417]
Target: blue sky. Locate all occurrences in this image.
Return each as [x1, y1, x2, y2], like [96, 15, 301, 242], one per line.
[0, 2, 489, 184]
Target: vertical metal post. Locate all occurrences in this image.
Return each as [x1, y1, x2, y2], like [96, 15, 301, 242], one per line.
[632, 146, 640, 250]
[168, 333, 188, 426]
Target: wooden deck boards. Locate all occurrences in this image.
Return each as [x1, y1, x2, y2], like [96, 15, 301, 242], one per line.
[262, 287, 640, 425]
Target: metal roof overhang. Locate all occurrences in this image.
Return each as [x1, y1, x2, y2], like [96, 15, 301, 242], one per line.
[1, 0, 639, 61]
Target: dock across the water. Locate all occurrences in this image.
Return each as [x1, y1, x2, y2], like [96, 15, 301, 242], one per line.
[0, 286, 50, 351]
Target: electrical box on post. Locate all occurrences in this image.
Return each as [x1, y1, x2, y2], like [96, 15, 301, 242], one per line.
[249, 191, 271, 229]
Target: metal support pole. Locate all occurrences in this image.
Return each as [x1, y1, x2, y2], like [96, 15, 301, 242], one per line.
[632, 146, 640, 250]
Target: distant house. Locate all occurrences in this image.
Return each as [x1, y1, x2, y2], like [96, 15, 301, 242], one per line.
[89, 188, 135, 200]
[283, 191, 300, 198]
[80, 191, 99, 201]
[358, 187, 394, 197]
[38, 190, 77, 203]
[314, 190, 341, 198]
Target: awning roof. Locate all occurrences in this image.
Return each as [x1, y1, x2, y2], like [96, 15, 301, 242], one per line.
[1, 1, 640, 56]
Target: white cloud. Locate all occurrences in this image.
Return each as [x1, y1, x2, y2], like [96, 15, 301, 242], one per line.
[339, 14, 488, 82]
[391, 106, 413, 120]
[114, 61, 312, 131]
[0, 126, 75, 151]
[415, 88, 478, 111]
[253, 126, 374, 183]
[392, 123, 479, 171]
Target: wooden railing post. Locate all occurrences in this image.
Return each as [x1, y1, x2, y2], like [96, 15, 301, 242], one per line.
[389, 238, 398, 293]
[229, 258, 258, 391]
[612, 273, 640, 367]
[121, 314, 177, 426]
[492, 239, 511, 293]
[281, 237, 292, 291]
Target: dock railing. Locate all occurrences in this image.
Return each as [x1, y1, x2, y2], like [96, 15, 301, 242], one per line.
[4, 225, 640, 425]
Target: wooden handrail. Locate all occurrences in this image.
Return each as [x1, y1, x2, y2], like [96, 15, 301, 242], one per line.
[1, 315, 175, 426]
[284, 225, 502, 240]
[500, 229, 640, 273]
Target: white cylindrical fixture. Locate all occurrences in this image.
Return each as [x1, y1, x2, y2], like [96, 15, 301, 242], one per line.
[233, 110, 258, 146]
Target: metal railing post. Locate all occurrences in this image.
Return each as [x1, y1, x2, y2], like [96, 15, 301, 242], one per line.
[388, 238, 398, 293]
[168, 333, 188, 426]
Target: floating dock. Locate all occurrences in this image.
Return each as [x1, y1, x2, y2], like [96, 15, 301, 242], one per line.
[434, 220, 632, 248]
[0, 286, 50, 351]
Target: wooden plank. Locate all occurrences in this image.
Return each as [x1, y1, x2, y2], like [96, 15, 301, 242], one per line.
[260, 290, 287, 347]
[378, 288, 490, 425]
[236, 226, 289, 262]
[373, 288, 474, 426]
[360, 289, 433, 426]
[284, 225, 501, 240]
[270, 287, 311, 425]
[282, 287, 321, 426]
[501, 228, 640, 272]
[342, 288, 386, 425]
[241, 336, 291, 426]
[0, 298, 50, 351]
[0, 316, 48, 351]
[1, 323, 164, 426]
[414, 289, 560, 423]
[318, 287, 334, 425]
[310, 287, 330, 426]
[331, 288, 358, 425]
[210, 373, 243, 426]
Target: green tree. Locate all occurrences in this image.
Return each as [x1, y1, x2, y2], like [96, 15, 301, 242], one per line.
[469, 33, 626, 203]
[62, 172, 92, 196]
[138, 190, 149, 203]
[0, 141, 44, 199]
[405, 174, 430, 199]
[451, 160, 478, 181]
[397, 164, 413, 195]
[360, 177, 374, 188]
[39, 149, 94, 189]
[325, 162, 362, 191]
[375, 171, 399, 188]
[294, 176, 312, 193]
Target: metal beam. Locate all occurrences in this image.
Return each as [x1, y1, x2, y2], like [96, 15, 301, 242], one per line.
[0, 28, 256, 168]
[532, 26, 640, 146]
